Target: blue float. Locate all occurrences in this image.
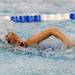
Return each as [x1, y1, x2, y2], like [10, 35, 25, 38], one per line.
[70, 13, 75, 20]
[11, 15, 41, 23]
[34, 15, 41, 22]
[11, 16, 19, 23]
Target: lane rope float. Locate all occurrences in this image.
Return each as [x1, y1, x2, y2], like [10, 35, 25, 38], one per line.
[0, 13, 75, 23]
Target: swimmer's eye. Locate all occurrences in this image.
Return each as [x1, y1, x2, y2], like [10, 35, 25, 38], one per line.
[18, 41, 21, 44]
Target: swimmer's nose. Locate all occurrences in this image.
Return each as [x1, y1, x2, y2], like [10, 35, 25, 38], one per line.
[5, 34, 8, 39]
[5, 35, 9, 41]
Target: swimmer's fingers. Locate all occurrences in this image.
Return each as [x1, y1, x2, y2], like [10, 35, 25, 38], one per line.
[69, 42, 75, 46]
[65, 42, 75, 48]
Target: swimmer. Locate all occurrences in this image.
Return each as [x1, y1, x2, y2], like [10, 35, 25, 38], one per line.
[5, 28, 75, 48]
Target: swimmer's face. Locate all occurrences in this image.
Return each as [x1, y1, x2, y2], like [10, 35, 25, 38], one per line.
[6, 32, 27, 47]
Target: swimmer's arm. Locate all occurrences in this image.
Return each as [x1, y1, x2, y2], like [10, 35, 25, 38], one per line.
[25, 28, 71, 47]
[5, 28, 75, 48]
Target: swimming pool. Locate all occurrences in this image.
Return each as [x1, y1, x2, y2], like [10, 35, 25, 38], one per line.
[0, 0, 75, 75]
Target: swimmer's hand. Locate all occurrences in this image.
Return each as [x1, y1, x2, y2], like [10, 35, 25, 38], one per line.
[65, 41, 75, 48]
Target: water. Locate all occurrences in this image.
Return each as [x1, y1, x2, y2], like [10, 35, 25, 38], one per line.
[0, 0, 75, 75]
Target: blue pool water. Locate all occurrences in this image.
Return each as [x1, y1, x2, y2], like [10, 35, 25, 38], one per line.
[0, 0, 75, 75]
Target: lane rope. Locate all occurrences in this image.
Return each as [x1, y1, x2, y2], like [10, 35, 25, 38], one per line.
[0, 13, 75, 23]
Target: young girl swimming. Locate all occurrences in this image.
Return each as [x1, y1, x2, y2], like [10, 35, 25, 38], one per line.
[5, 28, 75, 48]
